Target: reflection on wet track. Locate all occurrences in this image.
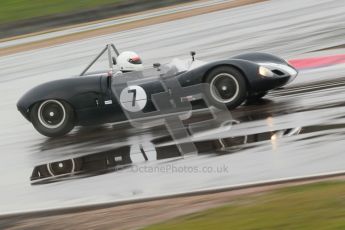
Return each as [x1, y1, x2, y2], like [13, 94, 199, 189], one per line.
[1, 0, 345, 214]
[18, 77, 345, 211]
[2, 76, 345, 214]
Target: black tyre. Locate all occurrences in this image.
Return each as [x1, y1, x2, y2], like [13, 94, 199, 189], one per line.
[205, 66, 247, 109]
[247, 91, 268, 102]
[30, 100, 75, 137]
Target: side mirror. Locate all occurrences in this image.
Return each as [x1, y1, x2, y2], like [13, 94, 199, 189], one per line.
[190, 51, 196, 61]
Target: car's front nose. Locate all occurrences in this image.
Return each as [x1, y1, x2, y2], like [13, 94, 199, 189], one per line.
[260, 62, 298, 81]
[254, 62, 298, 90]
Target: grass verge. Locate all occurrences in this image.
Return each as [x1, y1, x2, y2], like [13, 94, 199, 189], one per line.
[0, 0, 124, 24]
[0, 0, 265, 56]
[144, 181, 345, 230]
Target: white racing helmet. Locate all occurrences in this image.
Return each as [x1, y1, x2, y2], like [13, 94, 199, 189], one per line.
[117, 51, 144, 72]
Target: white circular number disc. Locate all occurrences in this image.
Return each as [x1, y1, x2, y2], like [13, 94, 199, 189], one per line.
[120, 85, 147, 112]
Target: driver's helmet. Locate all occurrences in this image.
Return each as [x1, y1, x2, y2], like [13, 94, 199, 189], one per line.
[117, 51, 144, 72]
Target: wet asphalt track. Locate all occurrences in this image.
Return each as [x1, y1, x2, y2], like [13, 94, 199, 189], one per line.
[1, 0, 345, 214]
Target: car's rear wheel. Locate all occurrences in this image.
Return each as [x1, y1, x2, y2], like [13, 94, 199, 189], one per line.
[205, 66, 247, 109]
[30, 100, 75, 137]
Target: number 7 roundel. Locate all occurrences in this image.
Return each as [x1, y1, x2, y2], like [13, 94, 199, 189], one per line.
[119, 85, 147, 112]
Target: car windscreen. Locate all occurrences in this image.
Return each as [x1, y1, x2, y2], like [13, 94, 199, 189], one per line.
[111, 58, 190, 86]
[161, 58, 190, 75]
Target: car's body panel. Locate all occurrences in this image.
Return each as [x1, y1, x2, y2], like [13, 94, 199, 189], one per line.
[17, 77, 102, 121]
[17, 52, 298, 129]
[232, 52, 287, 64]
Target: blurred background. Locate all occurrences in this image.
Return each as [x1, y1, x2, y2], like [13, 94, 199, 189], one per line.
[0, 0, 195, 38]
[1, 0, 345, 229]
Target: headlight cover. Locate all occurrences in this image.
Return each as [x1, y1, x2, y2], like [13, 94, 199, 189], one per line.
[259, 66, 274, 77]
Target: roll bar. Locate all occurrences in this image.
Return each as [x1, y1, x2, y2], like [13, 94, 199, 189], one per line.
[80, 43, 120, 76]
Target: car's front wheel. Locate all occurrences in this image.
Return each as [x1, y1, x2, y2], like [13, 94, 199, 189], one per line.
[205, 66, 247, 109]
[30, 100, 75, 137]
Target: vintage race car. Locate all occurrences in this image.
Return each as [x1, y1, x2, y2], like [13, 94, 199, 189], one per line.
[17, 44, 298, 137]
